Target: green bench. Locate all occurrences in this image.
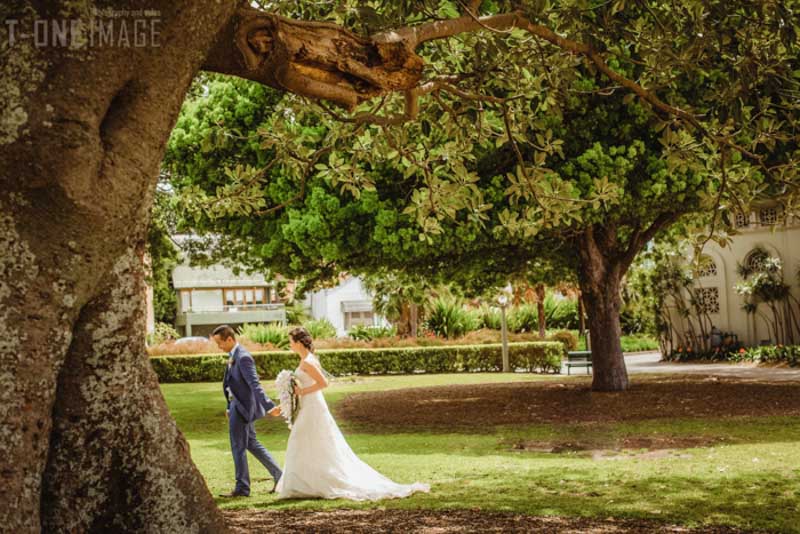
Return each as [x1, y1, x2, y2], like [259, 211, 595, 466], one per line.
[565, 350, 592, 375]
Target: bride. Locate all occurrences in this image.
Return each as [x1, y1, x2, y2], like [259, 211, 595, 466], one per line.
[275, 327, 430, 501]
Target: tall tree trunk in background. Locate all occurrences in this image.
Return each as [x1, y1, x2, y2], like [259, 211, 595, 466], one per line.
[535, 283, 546, 338]
[397, 302, 412, 337]
[0, 1, 237, 530]
[410, 301, 419, 338]
[575, 215, 676, 391]
[576, 227, 629, 391]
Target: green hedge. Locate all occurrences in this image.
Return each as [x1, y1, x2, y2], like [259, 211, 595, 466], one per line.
[150, 342, 565, 383]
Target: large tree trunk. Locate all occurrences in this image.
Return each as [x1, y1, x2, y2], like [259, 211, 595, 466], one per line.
[575, 214, 677, 391]
[576, 227, 629, 392]
[0, 1, 238, 530]
[42, 243, 223, 532]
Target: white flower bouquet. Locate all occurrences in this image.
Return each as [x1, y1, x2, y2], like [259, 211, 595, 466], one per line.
[275, 370, 299, 428]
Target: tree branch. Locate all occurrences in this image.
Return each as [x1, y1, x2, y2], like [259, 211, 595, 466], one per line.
[253, 146, 332, 216]
[620, 211, 681, 272]
[202, 6, 766, 168]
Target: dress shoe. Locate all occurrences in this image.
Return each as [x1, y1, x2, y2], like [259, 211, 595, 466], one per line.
[269, 480, 279, 494]
[219, 490, 249, 498]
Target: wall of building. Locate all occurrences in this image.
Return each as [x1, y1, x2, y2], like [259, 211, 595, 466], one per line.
[305, 276, 385, 337]
[667, 212, 800, 348]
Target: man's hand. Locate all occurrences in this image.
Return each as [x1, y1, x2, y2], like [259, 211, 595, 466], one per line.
[269, 406, 282, 417]
[225, 409, 229, 419]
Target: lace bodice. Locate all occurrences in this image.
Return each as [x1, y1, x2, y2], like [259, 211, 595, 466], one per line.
[294, 353, 321, 389]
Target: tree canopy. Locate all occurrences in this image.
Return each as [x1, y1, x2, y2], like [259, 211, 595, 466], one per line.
[165, 0, 799, 390]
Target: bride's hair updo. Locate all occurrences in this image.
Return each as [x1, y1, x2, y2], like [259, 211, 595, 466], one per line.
[289, 326, 315, 353]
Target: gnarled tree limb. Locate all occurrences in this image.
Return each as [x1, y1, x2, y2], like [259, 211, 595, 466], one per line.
[202, 5, 763, 166]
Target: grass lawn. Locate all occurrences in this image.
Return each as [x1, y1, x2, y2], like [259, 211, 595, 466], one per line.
[163, 373, 800, 532]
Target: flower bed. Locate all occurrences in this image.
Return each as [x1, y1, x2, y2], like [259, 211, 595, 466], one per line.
[663, 344, 800, 366]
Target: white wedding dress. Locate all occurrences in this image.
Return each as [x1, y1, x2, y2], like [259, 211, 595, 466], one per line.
[276, 353, 430, 500]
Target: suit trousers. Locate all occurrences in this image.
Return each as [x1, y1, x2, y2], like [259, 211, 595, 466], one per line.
[229, 405, 283, 494]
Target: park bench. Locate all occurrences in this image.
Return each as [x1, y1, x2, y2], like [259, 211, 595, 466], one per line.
[565, 350, 592, 375]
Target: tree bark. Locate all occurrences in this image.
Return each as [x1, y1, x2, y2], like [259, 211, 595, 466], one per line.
[409, 301, 419, 338]
[535, 283, 547, 338]
[1, 1, 237, 530]
[41, 243, 224, 532]
[576, 227, 629, 392]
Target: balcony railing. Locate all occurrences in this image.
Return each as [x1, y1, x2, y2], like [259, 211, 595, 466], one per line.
[183, 303, 285, 313]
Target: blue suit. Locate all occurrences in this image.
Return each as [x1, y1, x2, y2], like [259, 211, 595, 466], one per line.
[223, 344, 282, 494]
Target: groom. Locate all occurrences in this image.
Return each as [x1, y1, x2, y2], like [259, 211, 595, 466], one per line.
[211, 325, 282, 497]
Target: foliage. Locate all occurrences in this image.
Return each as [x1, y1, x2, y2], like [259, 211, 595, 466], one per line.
[163, 2, 800, 389]
[507, 303, 535, 333]
[304, 318, 338, 339]
[285, 301, 310, 325]
[617, 334, 660, 353]
[664, 344, 800, 367]
[238, 322, 289, 349]
[146, 322, 181, 346]
[362, 269, 434, 336]
[165, 5, 799, 285]
[424, 297, 481, 338]
[633, 235, 715, 355]
[348, 324, 397, 341]
[549, 330, 578, 352]
[478, 304, 502, 330]
[147, 183, 180, 324]
[734, 247, 800, 345]
[150, 342, 565, 382]
[542, 295, 579, 330]
[620, 255, 659, 335]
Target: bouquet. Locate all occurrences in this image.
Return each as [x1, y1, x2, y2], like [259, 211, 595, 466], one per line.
[275, 370, 299, 428]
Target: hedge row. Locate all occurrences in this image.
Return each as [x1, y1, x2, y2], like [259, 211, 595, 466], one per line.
[150, 342, 565, 383]
[664, 344, 800, 366]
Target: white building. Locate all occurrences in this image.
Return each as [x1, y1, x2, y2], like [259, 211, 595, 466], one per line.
[303, 276, 386, 337]
[667, 203, 800, 348]
[172, 262, 286, 337]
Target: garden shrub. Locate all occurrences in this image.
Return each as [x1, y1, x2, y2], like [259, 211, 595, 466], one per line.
[548, 330, 578, 351]
[478, 305, 502, 330]
[150, 341, 565, 382]
[543, 295, 579, 330]
[348, 324, 398, 341]
[238, 322, 289, 349]
[424, 298, 481, 338]
[508, 304, 538, 333]
[146, 322, 181, 346]
[663, 344, 800, 366]
[304, 318, 337, 339]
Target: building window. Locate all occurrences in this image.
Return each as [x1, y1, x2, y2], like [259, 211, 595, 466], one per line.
[696, 287, 720, 314]
[180, 290, 192, 311]
[697, 255, 718, 278]
[744, 249, 769, 273]
[759, 207, 780, 226]
[734, 211, 749, 228]
[344, 310, 374, 330]
[223, 287, 269, 309]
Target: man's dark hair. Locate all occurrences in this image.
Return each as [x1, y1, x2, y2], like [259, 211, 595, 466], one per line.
[212, 325, 236, 341]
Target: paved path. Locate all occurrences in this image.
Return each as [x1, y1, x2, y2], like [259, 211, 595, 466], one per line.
[621, 351, 800, 382]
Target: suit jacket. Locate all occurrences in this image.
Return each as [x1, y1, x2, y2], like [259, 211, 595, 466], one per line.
[223, 344, 276, 423]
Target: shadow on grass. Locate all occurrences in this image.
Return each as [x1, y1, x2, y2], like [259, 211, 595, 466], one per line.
[230, 471, 799, 532]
